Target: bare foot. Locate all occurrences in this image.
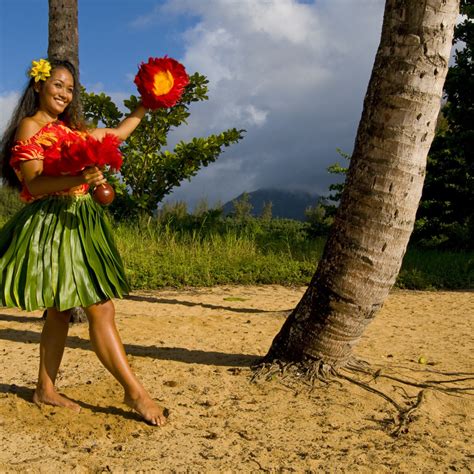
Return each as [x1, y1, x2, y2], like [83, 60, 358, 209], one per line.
[33, 388, 81, 413]
[124, 392, 168, 426]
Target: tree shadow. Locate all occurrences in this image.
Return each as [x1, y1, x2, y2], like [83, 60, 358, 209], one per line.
[0, 313, 43, 324]
[0, 328, 261, 368]
[124, 294, 289, 314]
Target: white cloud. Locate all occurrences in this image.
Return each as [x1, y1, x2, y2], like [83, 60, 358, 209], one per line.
[156, 0, 386, 207]
[0, 91, 20, 135]
[129, 4, 162, 28]
[244, 105, 268, 127]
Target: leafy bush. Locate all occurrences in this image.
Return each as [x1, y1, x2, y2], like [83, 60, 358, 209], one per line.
[82, 73, 244, 219]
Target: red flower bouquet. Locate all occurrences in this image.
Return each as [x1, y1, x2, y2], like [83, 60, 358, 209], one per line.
[64, 134, 122, 174]
[42, 134, 122, 206]
[43, 134, 123, 176]
[134, 56, 189, 109]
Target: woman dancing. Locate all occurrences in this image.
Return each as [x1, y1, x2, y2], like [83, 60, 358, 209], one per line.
[0, 58, 167, 426]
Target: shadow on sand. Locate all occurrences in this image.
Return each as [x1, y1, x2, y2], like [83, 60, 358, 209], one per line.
[0, 323, 261, 368]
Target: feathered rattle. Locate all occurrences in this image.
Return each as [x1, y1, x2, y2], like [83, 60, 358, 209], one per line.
[93, 56, 189, 205]
[46, 57, 189, 206]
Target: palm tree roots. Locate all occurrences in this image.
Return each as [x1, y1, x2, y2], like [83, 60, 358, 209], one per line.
[251, 357, 474, 437]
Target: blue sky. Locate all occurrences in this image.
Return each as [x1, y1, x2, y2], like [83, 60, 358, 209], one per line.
[0, 0, 386, 208]
[0, 0, 193, 93]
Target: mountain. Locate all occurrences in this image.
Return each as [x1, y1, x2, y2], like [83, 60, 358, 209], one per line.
[223, 188, 320, 221]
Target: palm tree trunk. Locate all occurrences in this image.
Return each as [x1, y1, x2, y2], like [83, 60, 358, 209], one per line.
[47, 0, 86, 324]
[266, 0, 459, 369]
[47, 0, 79, 69]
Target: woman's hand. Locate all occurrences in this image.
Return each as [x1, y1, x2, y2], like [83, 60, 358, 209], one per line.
[82, 166, 107, 187]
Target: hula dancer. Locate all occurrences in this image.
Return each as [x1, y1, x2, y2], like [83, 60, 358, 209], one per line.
[0, 58, 167, 426]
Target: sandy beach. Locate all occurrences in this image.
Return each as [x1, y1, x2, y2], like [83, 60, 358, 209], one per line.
[0, 286, 473, 473]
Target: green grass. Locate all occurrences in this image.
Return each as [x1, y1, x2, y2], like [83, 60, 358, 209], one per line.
[114, 221, 474, 290]
[397, 247, 474, 290]
[114, 221, 321, 288]
[0, 186, 24, 221]
[1, 193, 473, 290]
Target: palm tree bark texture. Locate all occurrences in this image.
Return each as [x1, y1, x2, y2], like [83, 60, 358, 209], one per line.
[265, 0, 459, 372]
[48, 0, 79, 70]
[46, 0, 87, 324]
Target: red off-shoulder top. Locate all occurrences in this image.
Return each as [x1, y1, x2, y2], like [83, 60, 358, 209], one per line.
[10, 121, 89, 203]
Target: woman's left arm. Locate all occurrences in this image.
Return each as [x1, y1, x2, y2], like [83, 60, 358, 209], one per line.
[90, 103, 147, 141]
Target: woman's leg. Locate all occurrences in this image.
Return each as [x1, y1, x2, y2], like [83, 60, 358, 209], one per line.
[83, 300, 167, 426]
[33, 308, 81, 412]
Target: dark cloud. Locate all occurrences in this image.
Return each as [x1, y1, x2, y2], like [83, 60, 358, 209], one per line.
[162, 0, 385, 208]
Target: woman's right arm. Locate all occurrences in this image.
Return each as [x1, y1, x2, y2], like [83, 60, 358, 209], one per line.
[20, 161, 105, 196]
[89, 103, 147, 141]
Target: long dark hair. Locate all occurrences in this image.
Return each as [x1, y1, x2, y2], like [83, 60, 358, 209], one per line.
[0, 58, 84, 189]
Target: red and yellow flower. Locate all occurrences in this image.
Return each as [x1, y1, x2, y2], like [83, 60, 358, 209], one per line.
[134, 56, 189, 109]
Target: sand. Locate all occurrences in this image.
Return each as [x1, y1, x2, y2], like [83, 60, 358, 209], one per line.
[0, 286, 473, 473]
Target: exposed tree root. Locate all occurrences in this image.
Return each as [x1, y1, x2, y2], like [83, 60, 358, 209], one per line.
[337, 371, 426, 436]
[251, 357, 473, 437]
[347, 365, 474, 394]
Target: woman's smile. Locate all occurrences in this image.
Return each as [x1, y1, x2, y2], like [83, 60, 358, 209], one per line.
[37, 67, 74, 117]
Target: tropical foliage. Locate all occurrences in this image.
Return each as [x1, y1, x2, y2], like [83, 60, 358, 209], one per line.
[413, 3, 473, 249]
[82, 72, 244, 219]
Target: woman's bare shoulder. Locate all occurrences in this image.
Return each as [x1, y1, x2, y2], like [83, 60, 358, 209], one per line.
[15, 117, 43, 142]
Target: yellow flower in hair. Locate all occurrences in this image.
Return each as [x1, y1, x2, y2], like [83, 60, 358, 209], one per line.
[29, 59, 52, 82]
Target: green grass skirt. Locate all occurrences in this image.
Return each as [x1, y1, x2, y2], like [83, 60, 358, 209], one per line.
[0, 194, 129, 312]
